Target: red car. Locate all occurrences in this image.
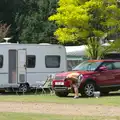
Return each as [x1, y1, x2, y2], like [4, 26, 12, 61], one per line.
[52, 60, 120, 97]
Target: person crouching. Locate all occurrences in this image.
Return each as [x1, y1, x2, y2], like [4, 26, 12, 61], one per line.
[65, 73, 80, 99]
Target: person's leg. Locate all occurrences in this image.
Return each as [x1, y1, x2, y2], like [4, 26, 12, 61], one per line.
[72, 84, 79, 98]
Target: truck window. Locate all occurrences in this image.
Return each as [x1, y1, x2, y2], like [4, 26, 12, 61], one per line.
[113, 62, 120, 69]
[0, 55, 3, 68]
[45, 55, 60, 68]
[26, 55, 36, 68]
[101, 62, 114, 70]
[67, 60, 82, 71]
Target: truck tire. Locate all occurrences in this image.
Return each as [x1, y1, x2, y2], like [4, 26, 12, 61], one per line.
[81, 82, 96, 97]
[55, 91, 68, 97]
[19, 84, 29, 93]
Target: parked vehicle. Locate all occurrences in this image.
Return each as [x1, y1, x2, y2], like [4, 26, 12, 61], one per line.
[0, 43, 67, 92]
[52, 60, 120, 97]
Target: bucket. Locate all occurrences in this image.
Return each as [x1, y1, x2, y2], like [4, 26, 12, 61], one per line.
[93, 91, 100, 98]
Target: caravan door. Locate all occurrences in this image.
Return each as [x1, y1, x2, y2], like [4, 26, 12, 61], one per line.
[17, 49, 27, 83]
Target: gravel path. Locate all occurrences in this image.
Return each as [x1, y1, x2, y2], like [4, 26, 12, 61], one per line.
[0, 102, 120, 116]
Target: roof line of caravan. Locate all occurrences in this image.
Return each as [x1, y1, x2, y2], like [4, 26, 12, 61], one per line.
[0, 43, 64, 47]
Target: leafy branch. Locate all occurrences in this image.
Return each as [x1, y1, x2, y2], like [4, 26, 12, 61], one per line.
[0, 23, 11, 41]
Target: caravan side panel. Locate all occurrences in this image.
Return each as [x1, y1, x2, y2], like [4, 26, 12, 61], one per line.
[0, 47, 8, 87]
[25, 45, 67, 86]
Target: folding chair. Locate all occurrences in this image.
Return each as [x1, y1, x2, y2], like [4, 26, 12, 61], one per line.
[11, 85, 26, 95]
[35, 79, 54, 95]
[35, 81, 46, 94]
[42, 79, 54, 95]
[10, 84, 20, 95]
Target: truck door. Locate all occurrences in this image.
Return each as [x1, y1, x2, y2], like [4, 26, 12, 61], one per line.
[17, 49, 27, 83]
[112, 61, 120, 85]
[96, 61, 115, 86]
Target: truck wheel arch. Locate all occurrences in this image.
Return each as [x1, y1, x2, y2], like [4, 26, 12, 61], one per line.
[83, 78, 99, 90]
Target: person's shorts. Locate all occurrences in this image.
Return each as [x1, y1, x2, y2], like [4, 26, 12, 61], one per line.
[72, 79, 81, 88]
[72, 83, 79, 88]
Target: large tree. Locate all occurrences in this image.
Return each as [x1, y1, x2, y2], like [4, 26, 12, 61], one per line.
[17, 0, 58, 44]
[49, 0, 120, 44]
[49, 0, 120, 59]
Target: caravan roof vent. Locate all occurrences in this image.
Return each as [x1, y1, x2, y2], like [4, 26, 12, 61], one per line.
[0, 37, 13, 44]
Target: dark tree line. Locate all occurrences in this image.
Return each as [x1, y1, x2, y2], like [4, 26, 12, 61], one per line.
[0, 0, 58, 43]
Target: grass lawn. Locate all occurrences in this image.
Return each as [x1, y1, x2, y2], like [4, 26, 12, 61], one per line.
[0, 93, 120, 106]
[0, 112, 120, 120]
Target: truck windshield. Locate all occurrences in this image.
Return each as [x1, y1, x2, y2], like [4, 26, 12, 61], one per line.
[73, 61, 102, 71]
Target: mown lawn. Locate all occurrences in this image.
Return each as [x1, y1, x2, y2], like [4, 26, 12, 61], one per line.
[0, 93, 120, 106]
[0, 112, 120, 120]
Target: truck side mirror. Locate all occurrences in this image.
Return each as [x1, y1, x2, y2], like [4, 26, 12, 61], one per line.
[99, 66, 108, 71]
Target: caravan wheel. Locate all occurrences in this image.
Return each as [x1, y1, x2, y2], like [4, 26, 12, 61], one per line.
[19, 84, 29, 93]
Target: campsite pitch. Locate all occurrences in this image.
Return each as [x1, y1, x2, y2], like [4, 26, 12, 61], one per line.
[0, 94, 120, 117]
[0, 102, 120, 116]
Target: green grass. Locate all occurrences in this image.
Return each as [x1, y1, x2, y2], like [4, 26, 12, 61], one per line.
[0, 94, 120, 106]
[0, 112, 120, 120]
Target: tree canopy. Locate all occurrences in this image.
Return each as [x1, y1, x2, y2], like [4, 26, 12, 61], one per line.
[18, 0, 58, 44]
[49, 0, 120, 44]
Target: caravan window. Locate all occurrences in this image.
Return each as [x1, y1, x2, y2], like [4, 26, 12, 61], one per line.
[26, 55, 36, 68]
[0, 55, 3, 68]
[45, 55, 60, 68]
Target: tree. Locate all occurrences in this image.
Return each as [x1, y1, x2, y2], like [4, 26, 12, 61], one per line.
[49, 0, 120, 59]
[0, 0, 58, 43]
[0, 23, 11, 41]
[49, 0, 120, 43]
[85, 37, 113, 59]
[0, 0, 26, 43]
[17, 0, 58, 44]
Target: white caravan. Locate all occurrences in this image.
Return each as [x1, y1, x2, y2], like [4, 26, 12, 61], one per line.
[0, 43, 67, 92]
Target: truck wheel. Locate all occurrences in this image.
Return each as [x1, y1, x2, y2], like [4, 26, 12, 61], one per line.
[81, 82, 96, 97]
[55, 91, 68, 97]
[19, 84, 29, 93]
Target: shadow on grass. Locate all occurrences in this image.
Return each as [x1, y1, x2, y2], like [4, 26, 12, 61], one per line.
[0, 89, 52, 96]
[66, 92, 120, 99]
[0, 90, 120, 99]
